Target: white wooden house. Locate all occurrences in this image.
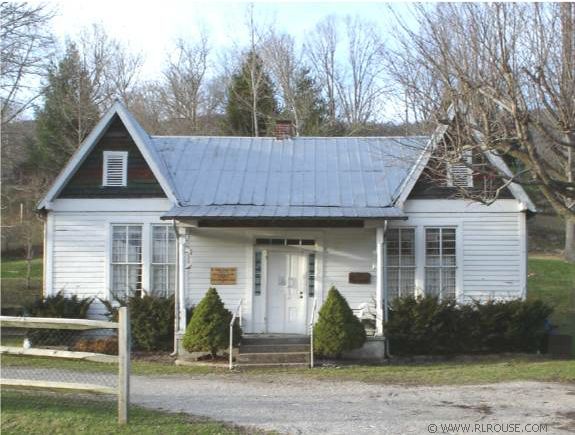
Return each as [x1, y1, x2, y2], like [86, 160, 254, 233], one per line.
[37, 102, 535, 351]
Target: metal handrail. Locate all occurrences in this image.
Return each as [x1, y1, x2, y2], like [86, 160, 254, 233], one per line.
[309, 297, 317, 368]
[229, 298, 242, 370]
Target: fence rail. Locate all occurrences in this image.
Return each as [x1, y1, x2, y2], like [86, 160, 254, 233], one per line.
[0, 307, 131, 424]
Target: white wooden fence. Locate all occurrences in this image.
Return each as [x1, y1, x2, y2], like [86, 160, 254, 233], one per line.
[0, 307, 131, 424]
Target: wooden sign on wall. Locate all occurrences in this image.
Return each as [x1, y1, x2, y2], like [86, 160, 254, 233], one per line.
[210, 267, 237, 285]
[349, 272, 371, 284]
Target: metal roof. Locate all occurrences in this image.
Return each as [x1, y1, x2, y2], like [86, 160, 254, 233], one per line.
[150, 135, 429, 219]
[163, 205, 406, 219]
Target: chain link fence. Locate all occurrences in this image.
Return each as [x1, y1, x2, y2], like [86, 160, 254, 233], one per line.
[0, 309, 130, 424]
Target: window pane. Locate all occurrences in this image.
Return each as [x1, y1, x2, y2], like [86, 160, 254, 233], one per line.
[112, 264, 127, 297]
[399, 268, 416, 297]
[127, 264, 142, 294]
[151, 264, 168, 296]
[400, 229, 415, 266]
[254, 251, 262, 296]
[127, 226, 142, 263]
[442, 268, 456, 299]
[167, 229, 177, 264]
[425, 229, 440, 258]
[112, 226, 127, 263]
[152, 226, 167, 263]
[308, 253, 316, 297]
[425, 268, 441, 297]
[387, 268, 399, 301]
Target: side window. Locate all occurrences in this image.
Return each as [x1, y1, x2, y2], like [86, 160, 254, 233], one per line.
[425, 228, 457, 300]
[111, 225, 142, 297]
[103, 151, 128, 187]
[150, 225, 177, 296]
[386, 228, 416, 300]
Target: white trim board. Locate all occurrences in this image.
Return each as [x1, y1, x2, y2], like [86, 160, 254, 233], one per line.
[37, 100, 178, 210]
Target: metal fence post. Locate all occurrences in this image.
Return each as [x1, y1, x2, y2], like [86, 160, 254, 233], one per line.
[118, 307, 130, 424]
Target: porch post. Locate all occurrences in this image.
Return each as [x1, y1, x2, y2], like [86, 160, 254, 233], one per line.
[375, 226, 385, 336]
[177, 234, 187, 333]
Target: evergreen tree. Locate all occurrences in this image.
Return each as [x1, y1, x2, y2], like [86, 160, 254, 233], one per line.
[293, 67, 327, 136]
[225, 51, 277, 136]
[32, 42, 99, 175]
[313, 287, 366, 358]
[182, 288, 241, 357]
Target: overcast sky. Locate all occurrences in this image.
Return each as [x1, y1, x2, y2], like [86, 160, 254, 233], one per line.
[38, 0, 413, 80]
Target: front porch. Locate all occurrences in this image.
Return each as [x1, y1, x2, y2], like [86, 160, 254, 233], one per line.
[172, 220, 399, 345]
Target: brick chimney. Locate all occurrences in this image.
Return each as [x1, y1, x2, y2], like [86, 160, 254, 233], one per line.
[274, 120, 294, 140]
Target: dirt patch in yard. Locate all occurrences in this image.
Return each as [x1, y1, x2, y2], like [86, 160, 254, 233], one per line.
[438, 400, 493, 415]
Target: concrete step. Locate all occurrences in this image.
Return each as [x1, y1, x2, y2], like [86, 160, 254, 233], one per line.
[237, 351, 310, 364]
[239, 344, 310, 354]
[239, 362, 310, 369]
[241, 336, 309, 346]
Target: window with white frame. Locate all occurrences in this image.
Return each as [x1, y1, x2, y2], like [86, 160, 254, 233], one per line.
[103, 151, 128, 187]
[150, 225, 177, 296]
[425, 228, 457, 299]
[111, 225, 142, 297]
[386, 228, 416, 300]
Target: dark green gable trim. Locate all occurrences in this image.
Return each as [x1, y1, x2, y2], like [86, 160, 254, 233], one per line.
[58, 115, 166, 199]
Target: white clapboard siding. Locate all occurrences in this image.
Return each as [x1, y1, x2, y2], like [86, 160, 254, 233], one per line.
[48, 202, 172, 319]
[184, 230, 248, 312]
[323, 229, 376, 310]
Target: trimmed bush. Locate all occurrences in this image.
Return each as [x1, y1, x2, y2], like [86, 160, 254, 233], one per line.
[25, 291, 92, 318]
[182, 288, 241, 357]
[101, 293, 180, 352]
[24, 291, 93, 345]
[385, 296, 553, 355]
[313, 287, 366, 358]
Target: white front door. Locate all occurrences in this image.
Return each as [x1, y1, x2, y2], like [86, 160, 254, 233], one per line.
[266, 251, 307, 334]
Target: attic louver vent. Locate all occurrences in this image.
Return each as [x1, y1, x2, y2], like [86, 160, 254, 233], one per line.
[447, 149, 473, 188]
[103, 151, 128, 187]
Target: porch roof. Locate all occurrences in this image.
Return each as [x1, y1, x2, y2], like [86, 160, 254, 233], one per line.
[161, 205, 406, 220]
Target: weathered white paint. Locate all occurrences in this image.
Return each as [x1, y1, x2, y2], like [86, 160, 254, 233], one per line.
[45, 197, 528, 331]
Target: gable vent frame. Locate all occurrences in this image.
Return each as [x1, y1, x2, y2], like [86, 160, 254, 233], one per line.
[446, 149, 473, 189]
[102, 151, 128, 187]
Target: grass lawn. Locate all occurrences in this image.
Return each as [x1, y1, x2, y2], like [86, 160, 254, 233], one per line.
[1, 258, 43, 310]
[528, 256, 575, 353]
[2, 353, 574, 385]
[1, 390, 261, 434]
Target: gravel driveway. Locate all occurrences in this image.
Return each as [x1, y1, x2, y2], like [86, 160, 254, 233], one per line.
[4, 368, 575, 434]
[131, 374, 575, 434]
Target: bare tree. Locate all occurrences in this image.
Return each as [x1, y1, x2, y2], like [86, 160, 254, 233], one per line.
[305, 15, 339, 125]
[261, 31, 302, 132]
[337, 16, 386, 132]
[389, 3, 575, 261]
[0, 2, 55, 125]
[161, 34, 209, 132]
[77, 24, 143, 110]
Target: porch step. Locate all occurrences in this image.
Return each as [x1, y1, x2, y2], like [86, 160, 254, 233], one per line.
[241, 335, 309, 346]
[237, 351, 310, 365]
[239, 344, 310, 353]
[239, 362, 310, 369]
[237, 335, 311, 367]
